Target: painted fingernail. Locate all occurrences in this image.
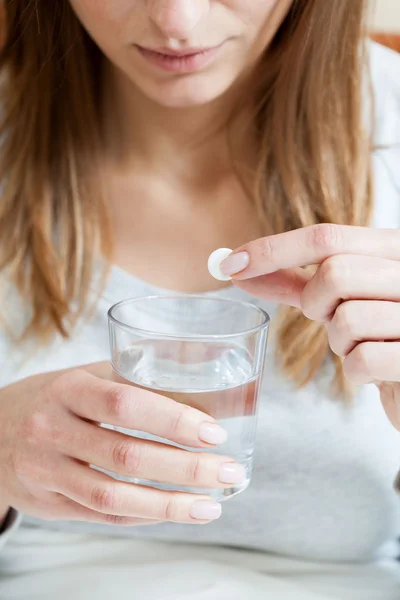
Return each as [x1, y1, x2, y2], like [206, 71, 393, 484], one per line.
[218, 463, 246, 484]
[220, 252, 250, 276]
[190, 501, 222, 521]
[198, 423, 228, 445]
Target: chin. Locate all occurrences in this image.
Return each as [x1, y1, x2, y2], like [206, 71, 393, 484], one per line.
[136, 72, 238, 109]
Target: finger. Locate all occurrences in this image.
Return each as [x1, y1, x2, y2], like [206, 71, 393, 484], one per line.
[53, 460, 222, 523]
[81, 361, 114, 380]
[343, 342, 400, 385]
[233, 268, 310, 308]
[53, 369, 227, 449]
[377, 382, 400, 432]
[33, 495, 162, 527]
[58, 417, 244, 490]
[327, 301, 400, 357]
[223, 224, 400, 280]
[85, 360, 253, 420]
[301, 255, 400, 322]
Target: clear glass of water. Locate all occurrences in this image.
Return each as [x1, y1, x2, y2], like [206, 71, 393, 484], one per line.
[107, 295, 269, 502]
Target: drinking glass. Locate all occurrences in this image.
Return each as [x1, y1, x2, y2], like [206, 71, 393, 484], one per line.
[107, 295, 269, 501]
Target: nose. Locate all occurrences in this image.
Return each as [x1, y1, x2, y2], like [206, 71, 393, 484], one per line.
[148, 0, 210, 40]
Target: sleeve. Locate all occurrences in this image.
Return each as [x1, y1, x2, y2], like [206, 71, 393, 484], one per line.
[0, 509, 22, 551]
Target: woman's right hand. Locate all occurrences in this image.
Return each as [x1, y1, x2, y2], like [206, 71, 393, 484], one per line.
[0, 363, 240, 527]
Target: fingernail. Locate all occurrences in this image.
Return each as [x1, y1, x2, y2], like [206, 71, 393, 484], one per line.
[218, 463, 246, 484]
[190, 501, 222, 521]
[220, 252, 250, 276]
[198, 423, 228, 445]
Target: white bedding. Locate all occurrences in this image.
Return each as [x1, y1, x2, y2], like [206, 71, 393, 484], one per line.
[0, 525, 399, 600]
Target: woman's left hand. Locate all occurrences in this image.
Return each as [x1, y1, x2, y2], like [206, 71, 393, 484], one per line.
[221, 224, 400, 431]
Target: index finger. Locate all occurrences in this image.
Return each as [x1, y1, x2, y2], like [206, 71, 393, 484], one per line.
[51, 369, 227, 449]
[223, 224, 400, 280]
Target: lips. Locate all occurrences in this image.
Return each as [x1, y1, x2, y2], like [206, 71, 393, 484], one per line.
[135, 43, 224, 73]
[144, 46, 216, 57]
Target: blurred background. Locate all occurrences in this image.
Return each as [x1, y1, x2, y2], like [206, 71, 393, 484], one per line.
[370, 0, 400, 50]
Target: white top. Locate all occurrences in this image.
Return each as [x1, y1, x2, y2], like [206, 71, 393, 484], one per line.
[1, 42, 400, 563]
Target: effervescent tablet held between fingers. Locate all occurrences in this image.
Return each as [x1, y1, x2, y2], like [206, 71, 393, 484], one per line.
[208, 248, 233, 282]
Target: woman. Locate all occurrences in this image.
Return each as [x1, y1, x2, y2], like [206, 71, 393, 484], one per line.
[0, 1, 400, 598]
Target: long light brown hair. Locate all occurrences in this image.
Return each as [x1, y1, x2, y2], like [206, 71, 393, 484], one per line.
[0, 0, 372, 395]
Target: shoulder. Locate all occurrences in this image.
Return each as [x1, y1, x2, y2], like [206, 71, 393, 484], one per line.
[366, 42, 400, 228]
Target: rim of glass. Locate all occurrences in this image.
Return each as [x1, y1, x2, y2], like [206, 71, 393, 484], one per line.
[108, 295, 270, 340]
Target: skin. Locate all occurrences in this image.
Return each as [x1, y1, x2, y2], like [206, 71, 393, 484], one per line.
[70, 0, 289, 108]
[74, 0, 291, 292]
[0, 364, 238, 526]
[1, 0, 293, 526]
[223, 224, 400, 433]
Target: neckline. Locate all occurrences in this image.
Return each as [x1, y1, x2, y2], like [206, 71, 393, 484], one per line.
[100, 263, 252, 307]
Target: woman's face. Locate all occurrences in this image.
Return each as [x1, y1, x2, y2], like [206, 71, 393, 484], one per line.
[69, 0, 293, 107]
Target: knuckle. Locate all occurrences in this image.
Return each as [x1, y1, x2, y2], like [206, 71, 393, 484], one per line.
[350, 343, 374, 379]
[310, 223, 343, 254]
[49, 369, 85, 400]
[62, 368, 87, 385]
[14, 456, 48, 485]
[326, 330, 343, 358]
[332, 303, 357, 340]
[299, 289, 315, 320]
[185, 454, 203, 485]
[357, 345, 374, 378]
[168, 404, 192, 438]
[257, 236, 276, 261]
[90, 484, 119, 513]
[318, 256, 345, 290]
[105, 386, 131, 421]
[162, 496, 179, 521]
[112, 440, 143, 475]
[21, 412, 50, 444]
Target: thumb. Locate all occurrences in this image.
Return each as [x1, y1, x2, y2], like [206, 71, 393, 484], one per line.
[233, 267, 311, 308]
